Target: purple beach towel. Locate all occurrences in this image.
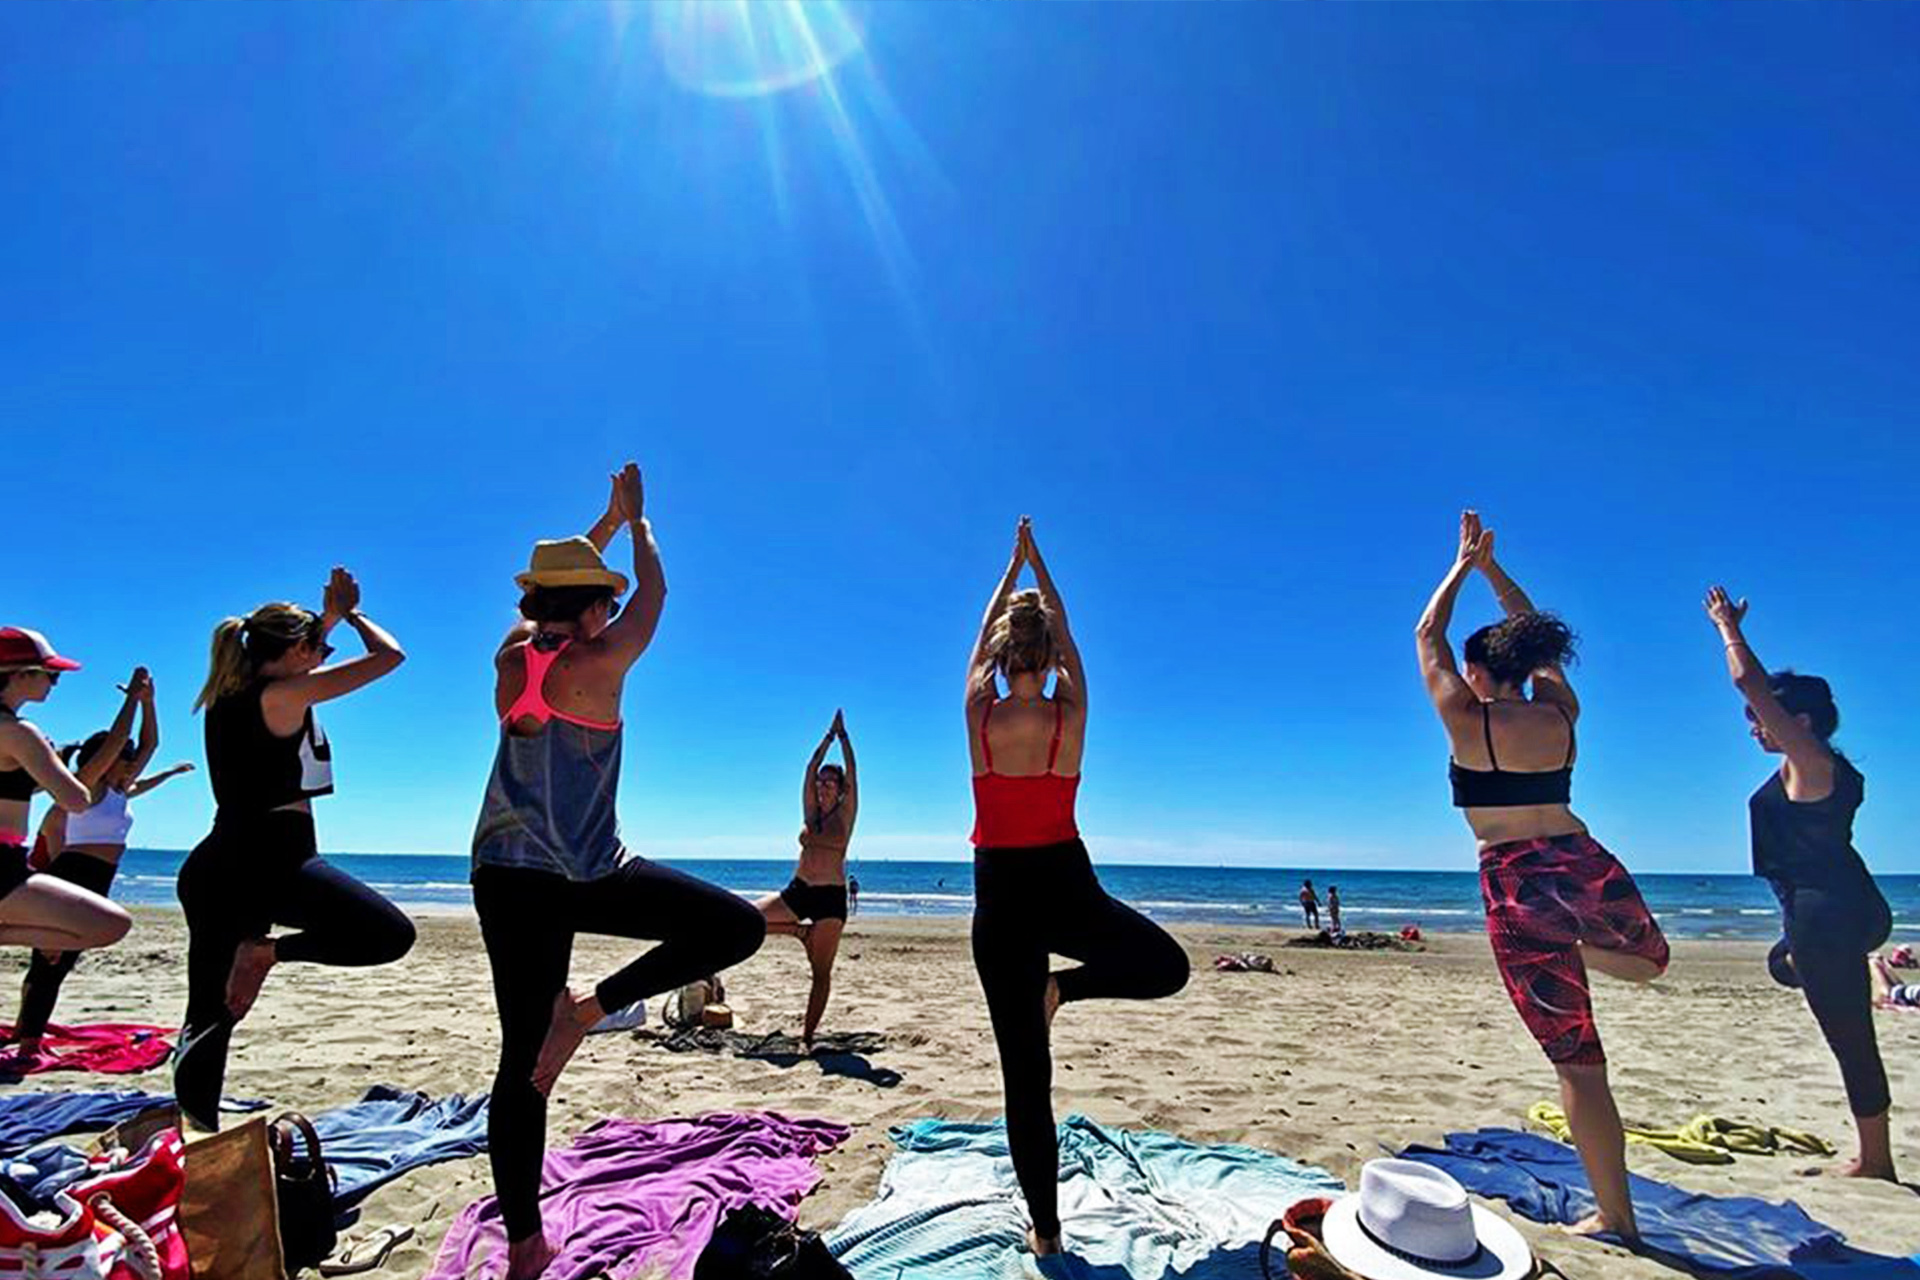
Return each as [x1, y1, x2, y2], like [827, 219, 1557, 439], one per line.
[427, 1111, 850, 1280]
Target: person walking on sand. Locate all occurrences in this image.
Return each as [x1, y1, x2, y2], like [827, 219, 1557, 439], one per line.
[756, 709, 858, 1051]
[1326, 885, 1343, 934]
[9, 675, 192, 1064]
[472, 465, 765, 1280]
[1299, 880, 1320, 930]
[1417, 512, 1667, 1240]
[1705, 585, 1898, 1181]
[0, 631, 135, 1060]
[174, 569, 416, 1131]
[968, 517, 1190, 1259]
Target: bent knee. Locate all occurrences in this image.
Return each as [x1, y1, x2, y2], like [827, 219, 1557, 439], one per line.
[370, 911, 417, 964]
[1145, 939, 1192, 998]
[89, 904, 134, 949]
[718, 900, 768, 966]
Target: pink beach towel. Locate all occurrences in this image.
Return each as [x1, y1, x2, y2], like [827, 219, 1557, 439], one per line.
[0, 1023, 175, 1075]
[427, 1112, 849, 1280]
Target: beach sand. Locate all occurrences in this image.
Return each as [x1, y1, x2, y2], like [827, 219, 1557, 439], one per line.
[8, 906, 1917, 1278]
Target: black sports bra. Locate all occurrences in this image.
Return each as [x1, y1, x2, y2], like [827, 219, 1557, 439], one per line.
[1450, 701, 1575, 808]
[0, 710, 40, 802]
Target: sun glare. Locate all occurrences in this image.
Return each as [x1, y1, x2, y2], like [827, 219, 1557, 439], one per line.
[648, 0, 868, 99]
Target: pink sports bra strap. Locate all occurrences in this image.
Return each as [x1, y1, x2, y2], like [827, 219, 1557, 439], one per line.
[1046, 701, 1063, 772]
[503, 640, 622, 732]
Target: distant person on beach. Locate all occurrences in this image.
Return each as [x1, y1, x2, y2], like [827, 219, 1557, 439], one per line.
[1299, 880, 1320, 929]
[1706, 586, 1898, 1181]
[1870, 955, 1920, 1011]
[848, 873, 860, 916]
[1326, 885, 1342, 933]
[0, 630, 135, 1057]
[472, 465, 764, 1280]
[9, 677, 192, 1065]
[968, 517, 1190, 1259]
[1418, 512, 1667, 1240]
[174, 570, 416, 1130]
[756, 709, 858, 1050]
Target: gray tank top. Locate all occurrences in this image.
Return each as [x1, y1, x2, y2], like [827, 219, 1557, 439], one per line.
[471, 639, 631, 881]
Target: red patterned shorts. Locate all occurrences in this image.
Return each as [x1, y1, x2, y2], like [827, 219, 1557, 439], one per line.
[1479, 832, 1669, 1066]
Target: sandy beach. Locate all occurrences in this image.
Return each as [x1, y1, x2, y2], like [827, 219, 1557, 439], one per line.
[7, 906, 1917, 1278]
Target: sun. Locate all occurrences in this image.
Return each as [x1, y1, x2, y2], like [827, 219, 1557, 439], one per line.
[644, 0, 868, 99]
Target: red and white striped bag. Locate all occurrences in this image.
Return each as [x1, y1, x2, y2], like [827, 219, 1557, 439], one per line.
[0, 1128, 188, 1280]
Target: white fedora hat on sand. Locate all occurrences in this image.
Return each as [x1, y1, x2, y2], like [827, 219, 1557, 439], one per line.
[1322, 1160, 1532, 1280]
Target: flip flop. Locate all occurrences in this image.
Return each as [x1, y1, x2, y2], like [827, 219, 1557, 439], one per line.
[319, 1224, 415, 1276]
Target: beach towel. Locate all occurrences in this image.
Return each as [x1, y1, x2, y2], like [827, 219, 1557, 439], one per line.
[645, 1028, 890, 1059]
[426, 1112, 848, 1280]
[1401, 1128, 1920, 1280]
[1527, 1103, 1835, 1165]
[309, 1085, 489, 1216]
[0, 1092, 268, 1157]
[826, 1114, 1344, 1279]
[0, 1090, 172, 1156]
[0, 1024, 175, 1075]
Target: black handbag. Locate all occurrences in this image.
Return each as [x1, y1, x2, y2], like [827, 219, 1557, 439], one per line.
[269, 1113, 338, 1273]
[693, 1204, 854, 1279]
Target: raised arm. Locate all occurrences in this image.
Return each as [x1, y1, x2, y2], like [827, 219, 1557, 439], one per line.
[802, 719, 835, 822]
[1021, 519, 1086, 706]
[599, 463, 667, 665]
[127, 761, 195, 799]
[967, 524, 1027, 703]
[263, 568, 405, 728]
[76, 669, 149, 795]
[128, 677, 160, 775]
[1415, 512, 1483, 716]
[835, 709, 857, 822]
[585, 471, 626, 553]
[1706, 586, 1833, 786]
[1475, 529, 1577, 715]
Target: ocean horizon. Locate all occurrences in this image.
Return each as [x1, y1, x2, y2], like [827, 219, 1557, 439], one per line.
[101, 850, 1920, 942]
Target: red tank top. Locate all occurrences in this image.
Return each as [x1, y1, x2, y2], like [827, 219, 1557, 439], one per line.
[970, 700, 1080, 849]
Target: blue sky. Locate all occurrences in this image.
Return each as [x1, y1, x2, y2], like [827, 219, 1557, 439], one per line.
[4, 3, 1916, 873]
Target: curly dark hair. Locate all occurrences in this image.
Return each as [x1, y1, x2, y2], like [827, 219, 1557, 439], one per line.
[1463, 611, 1578, 687]
[519, 585, 617, 624]
[1768, 670, 1839, 741]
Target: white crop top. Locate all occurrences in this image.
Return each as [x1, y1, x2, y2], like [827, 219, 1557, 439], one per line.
[67, 788, 133, 846]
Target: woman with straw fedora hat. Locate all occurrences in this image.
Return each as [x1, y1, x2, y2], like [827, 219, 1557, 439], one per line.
[470, 463, 766, 1280]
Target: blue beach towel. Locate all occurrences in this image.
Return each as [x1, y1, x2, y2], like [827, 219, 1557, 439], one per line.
[1402, 1129, 1920, 1280]
[827, 1114, 1342, 1279]
[310, 1084, 489, 1215]
[0, 1090, 171, 1155]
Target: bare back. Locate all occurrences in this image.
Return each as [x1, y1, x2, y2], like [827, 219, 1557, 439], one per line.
[494, 627, 630, 735]
[1445, 697, 1586, 847]
[969, 694, 1086, 777]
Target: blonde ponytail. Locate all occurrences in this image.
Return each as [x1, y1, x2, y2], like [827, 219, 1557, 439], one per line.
[194, 603, 318, 711]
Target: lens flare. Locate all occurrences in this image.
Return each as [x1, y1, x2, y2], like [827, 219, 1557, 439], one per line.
[651, 0, 867, 99]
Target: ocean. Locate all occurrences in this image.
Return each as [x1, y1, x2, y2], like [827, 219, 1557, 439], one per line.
[104, 850, 1920, 942]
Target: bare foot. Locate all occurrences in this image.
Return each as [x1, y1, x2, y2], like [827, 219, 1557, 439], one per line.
[1043, 974, 1062, 1028]
[225, 938, 278, 1019]
[531, 988, 596, 1097]
[1563, 1211, 1634, 1241]
[1801, 1157, 1898, 1181]
[505, 1231, 556, 1280]
[1027, 1226, 1063, 1256]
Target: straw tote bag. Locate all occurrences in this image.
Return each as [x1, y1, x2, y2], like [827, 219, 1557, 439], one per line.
[178, 1117, 287, 1280]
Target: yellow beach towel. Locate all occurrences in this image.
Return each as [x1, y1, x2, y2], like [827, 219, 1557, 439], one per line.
[1526, 1102, 1835, 1165]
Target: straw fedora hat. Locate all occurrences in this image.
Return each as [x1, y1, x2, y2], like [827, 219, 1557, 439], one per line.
[514, 537, 629, 594]
[1322, 1160, 1532, 1280]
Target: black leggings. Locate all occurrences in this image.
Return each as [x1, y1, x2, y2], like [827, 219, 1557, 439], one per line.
[17, 851, 120, 1040]
[971, 839, 1190, 1241]
[175, 811, 415, 1128]
[473, 858, 767, 1243]
[1769, 883, 1894, 1117]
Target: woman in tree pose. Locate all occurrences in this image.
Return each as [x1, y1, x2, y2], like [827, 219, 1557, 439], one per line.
[0, 630, 135, 1053]
[9, 675, 192, 1064]
[472, 465, 765, 1280]
[174, 568, 416, 1130]
[967, 517, 1190, 1258]
[757, 709, 857, 1050]
[1417, 512, 1667, 1239]
[1705, 585, 1897, 1180]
